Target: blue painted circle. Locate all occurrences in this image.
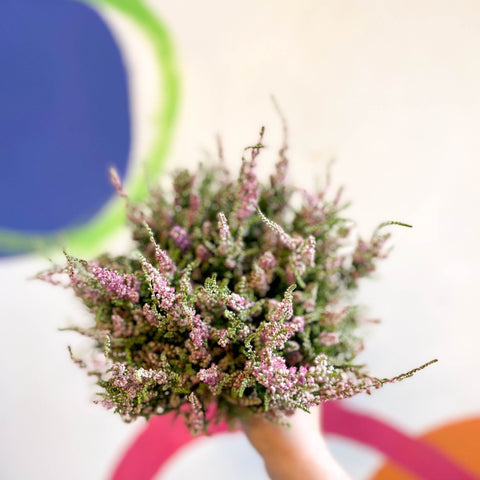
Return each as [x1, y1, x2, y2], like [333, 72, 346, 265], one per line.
[0, 0, 130, 233]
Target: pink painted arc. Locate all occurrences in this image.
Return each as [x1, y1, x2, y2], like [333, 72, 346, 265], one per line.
[109, 413, 231, 480]
[323, 402, 478, 480]
[109, 403, 477, 480]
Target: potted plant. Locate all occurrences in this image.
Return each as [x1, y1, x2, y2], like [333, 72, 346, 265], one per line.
[40, 122, 434, 479]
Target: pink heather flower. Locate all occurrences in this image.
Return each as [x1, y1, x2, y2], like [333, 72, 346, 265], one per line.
[197, 364, 223, 387]
[142, 303, 158, 326]
[271, 155, 288, 188]
[358, 239, 368, 253]
[299, 189, 326, 224]
[109, 167, 127, 198]
[237, 324, 252, 340]
[225, 258, 236, 269]
[218, 330, 230, 347]
[236, 180, 259, 219]
[99, 399, 116, 409]
[267, 289, 294, 324]
[236, 152, 260, 220]
[228, 293, 254, 312]
[36, 267, 68, 286]
[141, 260, 176, 310]
[189, 193, 201, 211]
[187, 345, 211, 364]
[333, 185, 344, 206]
[154, 246, 176, 277]
[111, 314, 128, 337]
[292, 290, 304, 304]
[250, 264, 269, 296]
[110, 363, 168, 403]
[252, 354, 299, 396]
[268, 298, 281, 310]
[217, 212, 232, 255]
[303, 298, 316, 313]
[217, 212, 231, 242]
[171, 302, 196, 327]
[261, 315, 303, 350]
[186, 393, 205, 433]
[202, 220, 212, 236]
[326, 257, 343, 273]
[190, 317, 209, 349]
[91, 352, 108, 369]
[135, 367, 168, 384]
[323, 307, 350, 327]
[300, 235, 316, 267]
[258, 251, 276, 271]
[257, 209, 300, 251]
[319, 331, 340, 346]
[260, 289, 297, 348]
[286, 257, 308, 284]
[195, 244, 212, 262]
[170, 225, 191, 252]
[288, 315, 305, 334]
[188, 193, 201, 225]
[90, 264, 140, 303]
[111, 363, 128, 388]
[260, 321, 287, 348]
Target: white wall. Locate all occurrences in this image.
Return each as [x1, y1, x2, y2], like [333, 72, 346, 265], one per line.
[1, 1, 479, 478]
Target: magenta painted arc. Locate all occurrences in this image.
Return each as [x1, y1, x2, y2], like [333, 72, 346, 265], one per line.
[108, 414, 231, 480]
[323, 402, 477, 480]
[108, 404, 477, 480]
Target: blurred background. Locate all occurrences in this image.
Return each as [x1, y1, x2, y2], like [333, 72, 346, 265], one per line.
[1, 0, 479, 479]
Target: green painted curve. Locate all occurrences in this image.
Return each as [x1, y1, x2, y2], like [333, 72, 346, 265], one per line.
[0, 0, 179, 257]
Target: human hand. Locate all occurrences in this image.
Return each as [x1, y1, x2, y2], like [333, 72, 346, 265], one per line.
[242, 406, 351, 480]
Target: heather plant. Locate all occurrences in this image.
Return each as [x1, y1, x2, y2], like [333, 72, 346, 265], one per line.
[41, 125, 435, 434]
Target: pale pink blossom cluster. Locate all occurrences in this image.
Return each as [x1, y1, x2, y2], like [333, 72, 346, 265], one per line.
[141, 259, 175, 309]
[235, 157, 260, 220]
[107, 363, 168, 415]
[197, 364, 224, 394]
[235, 133, 263, 220]
[185, 393, 205, 433]
[170, 225, 191, 252]
[249, 263, 270, 296]
[319, 331, 340, 346]
[228, 293, 254, 312]
[90, 263, 140, 302]
[257, 209, 300, 251]
[154, 246, 176, 277]
[189, 316, 209, 349]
